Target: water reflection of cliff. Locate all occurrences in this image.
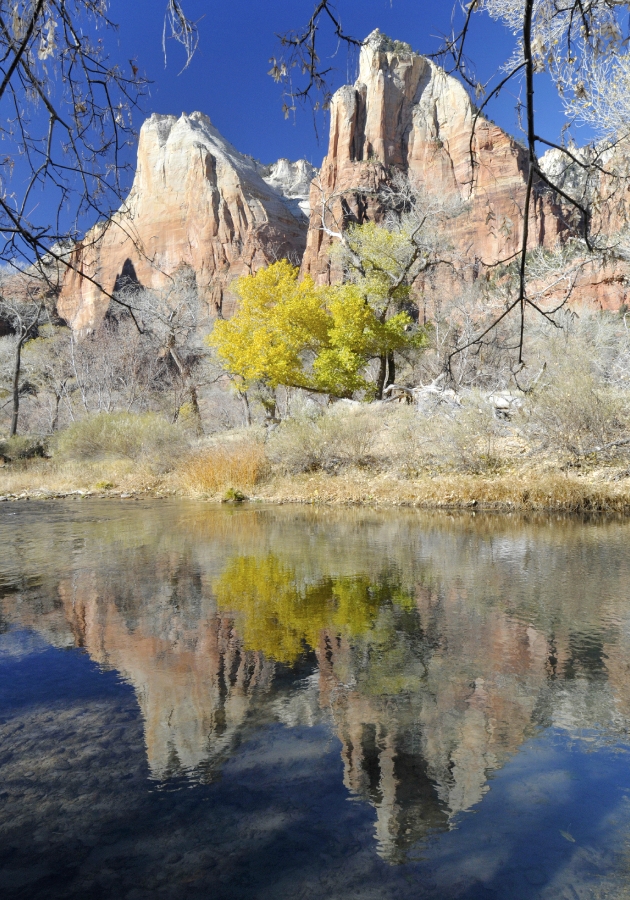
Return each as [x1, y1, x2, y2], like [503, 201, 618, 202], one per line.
[2, 502, 630, 863]
[318, 592, 551, 862]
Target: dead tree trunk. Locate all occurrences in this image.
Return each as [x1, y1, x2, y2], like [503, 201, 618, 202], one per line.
[169, 344, 203, 434]
[10, 336, 25, 438]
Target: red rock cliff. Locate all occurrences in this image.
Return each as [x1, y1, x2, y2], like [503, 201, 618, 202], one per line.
[58, 112, 312, 330]
[301, 30, 564, 287]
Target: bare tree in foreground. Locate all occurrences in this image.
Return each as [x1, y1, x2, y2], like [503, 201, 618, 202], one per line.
[0, 1, 196, 307]
[0, 290, 47, 436]
[119, 269, 215, 431]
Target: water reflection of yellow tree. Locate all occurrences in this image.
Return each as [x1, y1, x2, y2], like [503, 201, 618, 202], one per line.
[214, 555, 524, 862]
[216, 555, 552, 864]
[6, 505, 630, 866]
[213, 554, 414, 664]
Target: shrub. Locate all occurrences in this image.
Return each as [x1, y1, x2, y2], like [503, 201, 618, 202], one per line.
[523, 365, 630, 461]
[53, 412, 189, 472]
[223, 487, 246, 502]
[0, 434, 48, 461]
[180, 438, 266, 495]
[393, 395, 506, 475]
[266, 405, 378, 474]
[430, 398, 505, 473]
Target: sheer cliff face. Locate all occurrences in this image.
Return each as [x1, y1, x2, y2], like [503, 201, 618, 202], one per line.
[54, 33, 630, 332]
[538, 146, 630, 309]
[302, 30, 562, 284]
[57, 112, 310, 330]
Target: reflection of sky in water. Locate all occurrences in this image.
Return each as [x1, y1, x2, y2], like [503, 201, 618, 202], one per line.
[0, 628, 52, 660]
[1, 501, 630, 899]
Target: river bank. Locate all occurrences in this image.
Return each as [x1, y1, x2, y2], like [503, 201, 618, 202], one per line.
[3, 457, 630, 512]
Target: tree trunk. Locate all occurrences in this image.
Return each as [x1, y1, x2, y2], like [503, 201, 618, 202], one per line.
[261, 396, 277, 422]
[51, 392, 61, 432]
[188, 384, 201, 421]
[10, 337, 25, 437]
[385, 351, 396, 390]
[169, 345, 203, 434]
[375, 353, 387, 400]
[238, 389, 252, 427]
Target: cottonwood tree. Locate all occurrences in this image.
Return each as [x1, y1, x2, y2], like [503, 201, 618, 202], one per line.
[323, 174, 462, 397]
[209, 258, 425, 404]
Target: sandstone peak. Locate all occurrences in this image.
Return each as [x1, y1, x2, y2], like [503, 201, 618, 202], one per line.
[58, 111, 310, 329]
[362, 28, 414, 57]
[257, 158, 318, 218]
[353, 32, 477, 174]
[302, 30, 558, 284]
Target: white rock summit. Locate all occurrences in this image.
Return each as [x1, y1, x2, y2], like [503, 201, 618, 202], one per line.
[58, 112, 314, 329]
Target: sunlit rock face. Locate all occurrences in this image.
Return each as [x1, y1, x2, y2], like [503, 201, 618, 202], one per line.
[57, 112, 310, 330]
[301, 30, 564, 289]
[538, 145, 630, 310]
[300, 29, 630, 311]
[53, 32, 630, 334]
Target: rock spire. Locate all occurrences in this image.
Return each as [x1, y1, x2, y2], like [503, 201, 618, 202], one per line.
[58, 112, 313, 330]
[301, 29, 562, 284]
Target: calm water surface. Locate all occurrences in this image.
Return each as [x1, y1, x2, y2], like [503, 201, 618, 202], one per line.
[1, 500, 630, 899]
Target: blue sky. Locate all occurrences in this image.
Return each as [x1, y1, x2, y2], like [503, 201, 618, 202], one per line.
[111, 0, 569, 168]
[11, 1, 576, 249]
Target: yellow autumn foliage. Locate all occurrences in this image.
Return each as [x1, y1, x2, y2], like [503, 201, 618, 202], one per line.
[331, 220, 418, 309]
[208, 259, 423, 398]
[213, 553, 413, 663]
[208, 260, 328, 391]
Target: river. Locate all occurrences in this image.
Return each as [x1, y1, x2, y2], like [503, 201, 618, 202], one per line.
[1, 500, 630, 899]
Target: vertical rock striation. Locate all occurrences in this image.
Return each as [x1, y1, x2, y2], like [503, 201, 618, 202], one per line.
[58, 112, 313, 330]
[55, 30, 630, 331]
[301, 30, 563, 287]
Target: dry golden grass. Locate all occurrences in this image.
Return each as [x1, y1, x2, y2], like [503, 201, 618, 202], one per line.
[0, 457, 169, 496]
[254, 467, 630, 512]
[178, 439, 266, 497]
[3, 431, 630, 514]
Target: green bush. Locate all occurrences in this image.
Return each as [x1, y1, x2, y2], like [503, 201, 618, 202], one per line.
[53, 412, 190, 472]
[223, 487, 246, 502]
